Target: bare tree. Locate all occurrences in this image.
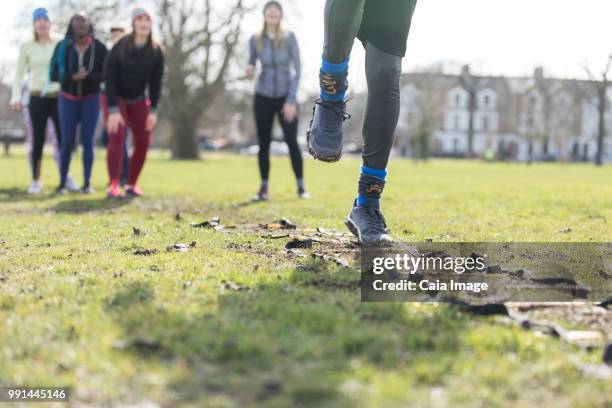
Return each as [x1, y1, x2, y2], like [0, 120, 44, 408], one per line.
[157, 0, 251, 159]
[399, 71, 445, 160]
[33, 0, 138, 42]
[585, 54, 612, 166]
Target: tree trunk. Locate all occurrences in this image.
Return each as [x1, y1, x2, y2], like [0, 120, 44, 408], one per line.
[164, 54, 201, 159]
[170, 111, 199, 159]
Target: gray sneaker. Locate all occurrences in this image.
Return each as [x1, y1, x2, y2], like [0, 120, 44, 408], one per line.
[307, 98, 351, 162]
[345, 200, 393, 244]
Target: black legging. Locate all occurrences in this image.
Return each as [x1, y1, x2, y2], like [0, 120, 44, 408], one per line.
[254, 93, 303, 181]
[29, 96, 61, 180]
[323, 0, 410, 169]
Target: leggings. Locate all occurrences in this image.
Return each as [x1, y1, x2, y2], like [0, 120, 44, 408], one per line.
[105, 98, 151, 186]
[254, 93, 303, 181]
[324, 0, 366, 64]
[323, 0, 410, 169]
[58, 93, 100, 187]
[100, 94, 129, 184]
[28, 96, 61, 180]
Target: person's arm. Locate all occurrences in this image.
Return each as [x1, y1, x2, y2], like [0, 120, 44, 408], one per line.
[84, 41, 108, 85]
[49, 41, 62, 83]
[246, 35, 257, 78]
[248, 35, 257, 66]
[148, 49, 165, 113]
[286, 32, 301, 104]
[10, 43, 28, 105]
[104, 45, 120, 113]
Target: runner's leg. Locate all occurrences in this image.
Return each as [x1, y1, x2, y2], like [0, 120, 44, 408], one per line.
[254, 94, 275, 193]
[307, 0, 366, 162]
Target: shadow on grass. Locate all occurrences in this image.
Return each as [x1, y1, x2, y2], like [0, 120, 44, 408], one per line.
[105, 259, 470, 407]
[232, 198, 267, 208]
[50, 197, 131, 213]
[0, 188, 57, 203]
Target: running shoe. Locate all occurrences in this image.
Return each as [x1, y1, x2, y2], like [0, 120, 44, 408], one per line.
[27, 180, 42, 194]
[298, 188, 310, 199]
[81, 185, 95, 195]
[124, 185, 144, 197]
[65, 175, 80, 192]
[307, 98, 351, 162]
[253, 188, 270, 202]
[54, 185, 68, 195]
[345, 200, 394, 244]
[107, 182, 124, 199]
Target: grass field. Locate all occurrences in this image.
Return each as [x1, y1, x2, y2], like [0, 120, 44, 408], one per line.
[0, 150, 611, 407]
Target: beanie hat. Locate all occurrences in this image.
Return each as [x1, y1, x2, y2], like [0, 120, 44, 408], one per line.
[132, 6, 153, 22]
[263, 1, 283, 16]
[32, 8, 50, 22]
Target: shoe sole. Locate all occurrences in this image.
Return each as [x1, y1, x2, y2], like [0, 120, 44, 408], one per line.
[306, 130, 342, 163]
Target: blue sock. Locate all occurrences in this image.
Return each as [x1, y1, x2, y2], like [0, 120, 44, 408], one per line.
[357, 165, 387, 207]
[320, 55, 349, 101]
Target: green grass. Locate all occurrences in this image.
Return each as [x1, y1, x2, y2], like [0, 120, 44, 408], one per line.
[0, 150, 611, 407]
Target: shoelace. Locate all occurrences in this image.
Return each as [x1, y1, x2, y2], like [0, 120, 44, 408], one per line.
[315, 97, 353, 122]
[364, 206, 388, 234]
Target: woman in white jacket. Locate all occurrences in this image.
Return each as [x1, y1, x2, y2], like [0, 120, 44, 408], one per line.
[11, 8, 78, 194]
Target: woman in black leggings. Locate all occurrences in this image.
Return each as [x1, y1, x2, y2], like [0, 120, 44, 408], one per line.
[246, 1, 308, 201]
[10, 8, 78, 194]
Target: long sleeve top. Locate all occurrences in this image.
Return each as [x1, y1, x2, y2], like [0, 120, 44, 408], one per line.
[49, 36, 108, 98]
[11, 39, 61, 104]
[104, 36, 165, 113]
[248, 31, 301, 103]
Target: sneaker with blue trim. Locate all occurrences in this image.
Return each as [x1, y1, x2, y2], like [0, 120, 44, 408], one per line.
[345, 200, 393, 244]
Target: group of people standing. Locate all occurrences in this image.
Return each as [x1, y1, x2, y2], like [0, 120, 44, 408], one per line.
[11, 6, 164, 198]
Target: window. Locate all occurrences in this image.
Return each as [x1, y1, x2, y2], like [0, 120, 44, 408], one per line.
[483, 95, 490, 108]
[482, 116, 489, 132]
[529, 96, 537, 108]
[455, 94, 461, 107]
[454, 115, 461, 130]
[558, 98, 565, 109]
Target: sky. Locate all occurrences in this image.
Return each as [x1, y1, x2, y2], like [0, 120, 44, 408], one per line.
[2, 0, 612, 99]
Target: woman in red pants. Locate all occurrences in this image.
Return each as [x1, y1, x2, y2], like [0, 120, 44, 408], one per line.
[104, 6, 165, 198]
